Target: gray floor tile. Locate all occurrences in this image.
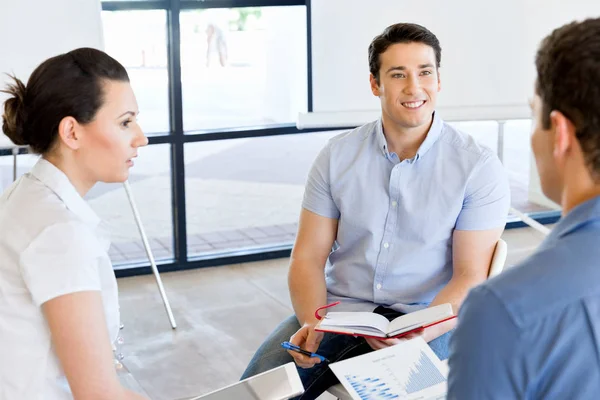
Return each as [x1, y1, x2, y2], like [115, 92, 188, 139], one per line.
[211, 239, 258, 250]
[239, 227, 270, 239]
[219, 229, 249, 241]
[198, 231, 229, 244]
[187, 234, 208, 246]
[257, 225, 288, 237]
[188, 243, 216, 254]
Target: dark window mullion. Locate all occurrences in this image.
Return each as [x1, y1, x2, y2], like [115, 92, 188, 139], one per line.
[180, 0, 304, 9]
[306, 0, 312, 112]
[102, 1, 168, 11]
[166, 0, 188, 266]
[98, 0, 561, 275]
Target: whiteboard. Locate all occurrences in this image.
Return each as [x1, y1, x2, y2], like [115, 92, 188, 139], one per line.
[0, 0, 104, 146]
[307, 0, 600, 126]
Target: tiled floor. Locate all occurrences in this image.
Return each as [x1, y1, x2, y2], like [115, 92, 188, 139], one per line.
[108, 222, 299, 263]
[108, 195, 550, 265]
[115, 225, 548, 400]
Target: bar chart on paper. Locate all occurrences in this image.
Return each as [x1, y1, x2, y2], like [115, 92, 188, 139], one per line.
[406, 351, 446, 394]
[344, 375, 400, 399]
[330, 338, 447, 400]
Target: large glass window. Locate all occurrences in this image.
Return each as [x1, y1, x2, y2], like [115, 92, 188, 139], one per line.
[185, 132, 337, 256]
[180, 6, 307, 131]
[501, 120, 558, 214]
[87, 144, 174, 266]
[450, 119, 559, 219]
[0, 144, 174, 267]
[93, 0, 558, 273]
[102, 10, 170, 135]
[0, 150, 37, 193]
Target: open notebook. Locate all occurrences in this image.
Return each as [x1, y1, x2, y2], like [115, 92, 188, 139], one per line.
[315, 303, 455, 339]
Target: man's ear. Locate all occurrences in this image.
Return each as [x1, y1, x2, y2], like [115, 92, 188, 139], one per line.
[57, 116, 82, 151]
[437, 68, 442, 92]
[550, 110, 576, 162]
[370, 73, 381, 97]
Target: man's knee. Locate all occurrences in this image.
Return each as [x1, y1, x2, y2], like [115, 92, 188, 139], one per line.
[241, 315, 301, 379]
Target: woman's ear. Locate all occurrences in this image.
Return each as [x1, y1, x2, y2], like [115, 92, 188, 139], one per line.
[57, 116, 82, 150]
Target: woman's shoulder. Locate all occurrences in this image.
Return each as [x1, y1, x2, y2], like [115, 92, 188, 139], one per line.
[1, 175, 95, 251]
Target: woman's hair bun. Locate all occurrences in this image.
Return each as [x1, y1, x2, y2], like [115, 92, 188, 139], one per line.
[2, 75, 28, 146]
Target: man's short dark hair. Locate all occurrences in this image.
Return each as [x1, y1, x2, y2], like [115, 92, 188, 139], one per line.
[368, 23, 442, 84]
[536, 18, 600, 180]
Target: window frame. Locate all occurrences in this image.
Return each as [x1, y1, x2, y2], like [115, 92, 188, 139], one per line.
[0, 0, 559, 276]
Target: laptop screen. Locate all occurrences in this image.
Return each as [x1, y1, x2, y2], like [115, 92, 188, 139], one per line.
[191, 363, 303, 400]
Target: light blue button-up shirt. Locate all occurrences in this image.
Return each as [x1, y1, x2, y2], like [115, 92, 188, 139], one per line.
[302, 113, 510, 313]
[448, 196, 600, 399]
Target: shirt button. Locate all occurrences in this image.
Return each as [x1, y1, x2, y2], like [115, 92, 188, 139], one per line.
[391, 201, 397, 207]
[383, 242, 389, 249]
[376, 284, 382, 290]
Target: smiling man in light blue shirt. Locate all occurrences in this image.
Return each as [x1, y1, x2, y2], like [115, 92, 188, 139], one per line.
[242, 23, 510, 399]
[448, 18, 600, 399]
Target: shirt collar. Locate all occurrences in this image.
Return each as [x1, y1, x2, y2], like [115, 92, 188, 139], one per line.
[546, 195, 600, 242]
[30, 158, 101, 227]
[375, 112, 443, 161]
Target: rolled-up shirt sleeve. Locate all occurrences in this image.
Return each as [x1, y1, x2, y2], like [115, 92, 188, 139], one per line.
[20, 221, 104, 306]
[302, 143, 340, 219]
[455, 153, 511, 230]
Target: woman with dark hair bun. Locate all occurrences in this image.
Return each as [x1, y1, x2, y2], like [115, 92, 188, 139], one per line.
[0, 47, 148, 399]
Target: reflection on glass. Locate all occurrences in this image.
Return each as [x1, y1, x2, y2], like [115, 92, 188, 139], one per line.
[87, 144, 174, 266]
[101, 10, 170, 135]
[450, 119, 559, 217]
[0, 152, 38, 193]
[180, 7, 308, 131]
[184, 132, 338, 257]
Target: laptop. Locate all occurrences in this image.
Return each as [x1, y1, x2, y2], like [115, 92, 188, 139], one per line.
[190, 362, 304, 400]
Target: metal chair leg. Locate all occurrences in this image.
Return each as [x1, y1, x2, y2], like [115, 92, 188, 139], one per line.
[509, 207, 551, 236]
[12, 146, 18, 181]
[123, 180, 177, 329]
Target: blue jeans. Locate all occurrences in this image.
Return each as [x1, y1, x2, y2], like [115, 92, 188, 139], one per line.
[241, 307, 452, 400]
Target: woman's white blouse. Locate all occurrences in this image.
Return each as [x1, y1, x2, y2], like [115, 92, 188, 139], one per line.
[0, 158, 120, 399]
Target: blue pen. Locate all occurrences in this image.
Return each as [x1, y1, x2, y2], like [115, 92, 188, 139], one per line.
[281, 341, 330, 363]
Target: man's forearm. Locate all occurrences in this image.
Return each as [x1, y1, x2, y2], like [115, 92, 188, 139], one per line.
[424, 275, 486, 342]
[288, 260, 328, 326]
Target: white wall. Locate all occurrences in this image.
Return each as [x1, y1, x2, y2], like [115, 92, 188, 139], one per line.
[309, 0, 600, 121]
[263, 6, 308, 123]
[309, 0, 598, 210]
[0, 0, 104, 147]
